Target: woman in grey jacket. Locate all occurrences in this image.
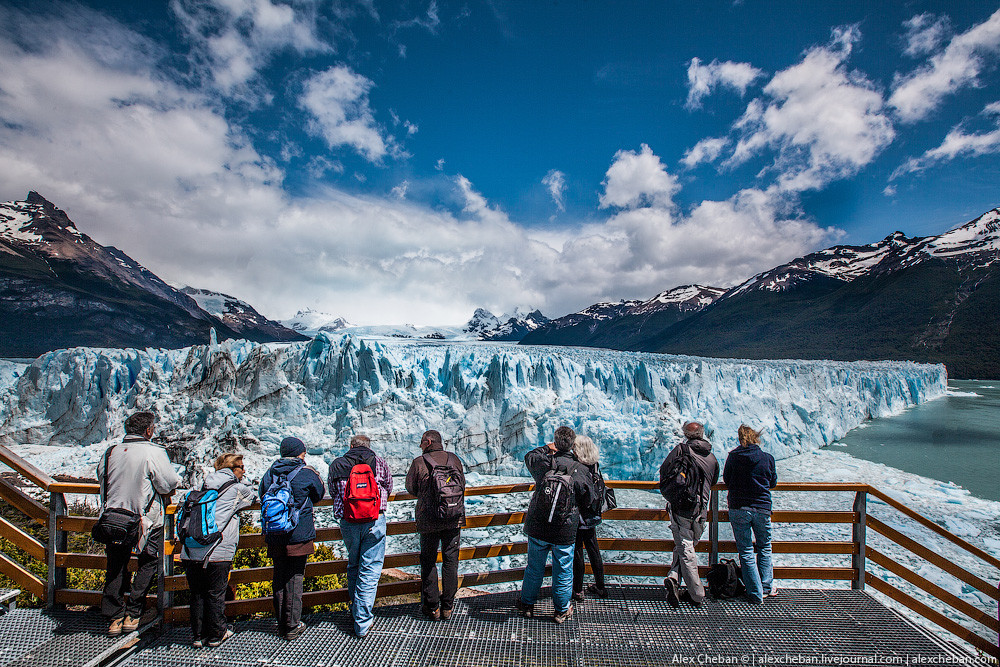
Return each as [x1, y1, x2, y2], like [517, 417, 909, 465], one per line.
[180, 453, 257, 648]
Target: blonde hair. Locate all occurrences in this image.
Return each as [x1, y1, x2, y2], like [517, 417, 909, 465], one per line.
[573, 435, 599, 466]
[737, 425, 761, 446]
[214, 453, 244, 471]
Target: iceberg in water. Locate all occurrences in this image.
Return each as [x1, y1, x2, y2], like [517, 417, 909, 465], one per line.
[0, 335, 946, 480]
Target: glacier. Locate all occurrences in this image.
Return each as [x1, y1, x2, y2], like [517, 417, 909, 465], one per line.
[0, 334, 946, 481]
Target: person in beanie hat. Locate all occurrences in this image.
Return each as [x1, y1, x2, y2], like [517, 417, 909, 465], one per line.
[259, 436, 324, 640]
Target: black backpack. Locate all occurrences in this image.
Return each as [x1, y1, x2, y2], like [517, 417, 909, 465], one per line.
[659, 441, 706, 515]
[708, 558, 745, 599]
[589, 464, 607, 516]
[422, 453, 465, 521]
[535, 464, 576, 525]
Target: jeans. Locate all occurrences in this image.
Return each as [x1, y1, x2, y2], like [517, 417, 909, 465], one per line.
[668, 513, 706, 603]
[519, 536, 575, 614]
[340, 514, 387, 636]
[730, 508, 773, 602]
[573, 527, 605, 594]
[183, 560, 231, 642]
[102, 526, 162, 620]
[272, 553, 307, 633]
[420, 528, 461, 611]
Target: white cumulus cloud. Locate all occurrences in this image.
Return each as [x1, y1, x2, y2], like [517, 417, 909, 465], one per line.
[682, 137, 729, 168]
[727, 26, 895, 193]
[890, 8, 1000, 123]
[299, 66, 395, 162]
[902, 13, 951, 57]
[892, 101, 1000, 178]
[685, 57, 764, 110]
[599, 145, 680, 210]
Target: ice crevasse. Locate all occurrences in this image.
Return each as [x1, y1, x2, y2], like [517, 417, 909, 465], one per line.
[0, 334, 946, 480]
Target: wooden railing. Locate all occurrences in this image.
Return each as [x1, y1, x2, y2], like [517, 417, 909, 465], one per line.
[0, 444, 997, 657]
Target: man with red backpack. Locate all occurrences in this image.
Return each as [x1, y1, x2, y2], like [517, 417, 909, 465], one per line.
[327, 434, 393, 637]
[405, 430, 466, 621]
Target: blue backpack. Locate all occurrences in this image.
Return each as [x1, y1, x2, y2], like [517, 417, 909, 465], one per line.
[261, 466, 307, 534]
[176, 479, 238, 548]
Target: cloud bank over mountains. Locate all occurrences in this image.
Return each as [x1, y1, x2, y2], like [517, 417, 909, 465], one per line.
[0, 2, 998, 325]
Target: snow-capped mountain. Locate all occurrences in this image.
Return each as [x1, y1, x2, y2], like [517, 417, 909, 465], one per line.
[520, 285, 724, 348]
[725, 209, 1000, 299]
[463, 308, 503, 336]
[281, 309, 352, 336]
[0, 192, 301, 356]
[476, 308, 550, 341]
[181, 287, 305, 343]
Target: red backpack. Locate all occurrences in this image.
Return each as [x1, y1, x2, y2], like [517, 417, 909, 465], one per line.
[343, 463, 380, 523]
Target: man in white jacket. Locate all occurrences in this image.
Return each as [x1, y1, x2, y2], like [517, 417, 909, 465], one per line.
[98, 411, 181, 636]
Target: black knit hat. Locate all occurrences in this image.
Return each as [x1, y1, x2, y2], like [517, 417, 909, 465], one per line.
[280, 437, 306, 458]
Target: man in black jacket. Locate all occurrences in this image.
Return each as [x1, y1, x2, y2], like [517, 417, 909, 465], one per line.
[659, 421, 719, 608]
[405, 430, 466, 621]
[516, 425, 594, 623]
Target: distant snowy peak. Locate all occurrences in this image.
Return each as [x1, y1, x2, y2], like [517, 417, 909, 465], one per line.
[468, 307, 551, 341]
[181, 287, 304, 342]
[281, 309, 352, 335]
[631, 285, 727, 315]
[727, 208, 1000, 298]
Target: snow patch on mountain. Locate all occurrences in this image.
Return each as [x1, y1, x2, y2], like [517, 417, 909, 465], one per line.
[282, 309, 352, 335]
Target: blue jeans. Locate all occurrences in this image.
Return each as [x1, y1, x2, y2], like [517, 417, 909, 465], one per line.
[519, 536, 575, 614]
[730, 508, 773, 602]
[340, 514, 387, 636]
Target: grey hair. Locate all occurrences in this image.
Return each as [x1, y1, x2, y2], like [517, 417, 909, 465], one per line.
[573, 435, 599, 466]
[350, 434, 371, 448]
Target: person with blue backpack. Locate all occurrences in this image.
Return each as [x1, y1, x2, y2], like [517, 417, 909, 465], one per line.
[178, 453, 257, 648]
[259, 437, 325, 640]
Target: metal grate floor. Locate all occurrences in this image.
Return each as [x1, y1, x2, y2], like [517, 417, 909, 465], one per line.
[0, 607, 145, 667]
[119, 586, 974, 667]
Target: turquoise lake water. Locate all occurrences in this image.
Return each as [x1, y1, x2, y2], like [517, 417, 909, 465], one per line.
[831, 380, 1000, 501]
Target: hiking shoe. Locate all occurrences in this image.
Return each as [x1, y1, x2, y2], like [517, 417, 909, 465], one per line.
[192, 639, 203, 648]
[421, 605, 440, 621]
[108, 618, 124, 637]
[586, 584, 609, 598]
[440, 608, 453, 621]
[122, 616, 139, 633]
[207, 629, 233, 647]
[764, 588, 779, 598]
[284, 622, 306, 641]
[553, 604, 574, 624]
[514, 596, 534, 618]
[664, 578, 680, 608]
[680, 589, 703, 608]
[572, 591, 585, 602]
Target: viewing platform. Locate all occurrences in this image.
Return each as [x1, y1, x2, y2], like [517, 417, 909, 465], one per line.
[0, 444, 996, 665]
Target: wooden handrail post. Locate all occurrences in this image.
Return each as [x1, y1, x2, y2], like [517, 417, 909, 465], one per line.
[46, 492, 67, 608]
[709, 489, 719, 566]
[852, 488, 867, 591]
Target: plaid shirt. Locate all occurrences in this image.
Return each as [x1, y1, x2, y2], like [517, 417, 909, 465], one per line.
[331, 451, 393, 519]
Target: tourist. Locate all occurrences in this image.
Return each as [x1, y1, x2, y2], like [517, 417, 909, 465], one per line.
[260, 437, 325, 640]
[405, 430, 466, 621]
[516, 426, 595, 623]
[327, 434, 393, 637]
[659, 421, 719, 608]
[180, 453, 257, 647]
[572, 434, 608, 600]
[98, 411, 181, 636]
[723, 424, 778, 604]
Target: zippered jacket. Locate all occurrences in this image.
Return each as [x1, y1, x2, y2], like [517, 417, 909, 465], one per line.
[180, 467, 258, 562]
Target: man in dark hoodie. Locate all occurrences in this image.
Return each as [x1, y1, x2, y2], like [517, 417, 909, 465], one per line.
[516, 425, 594, 624]
[259, 437, 325, 640]
[658, 421, 719, 608]
[327, 434, 393, 638]
[405, 430, 466, 621]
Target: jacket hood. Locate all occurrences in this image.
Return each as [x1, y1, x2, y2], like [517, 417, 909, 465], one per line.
[686, 437, 713, 456]
[203, 467, 237, 489]
[270, 457, 305, 476]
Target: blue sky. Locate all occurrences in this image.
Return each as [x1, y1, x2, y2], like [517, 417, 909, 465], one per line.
[0, 1, 998, 325]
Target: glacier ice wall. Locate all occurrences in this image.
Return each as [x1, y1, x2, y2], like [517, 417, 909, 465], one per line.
[0, 335, 946, 480]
